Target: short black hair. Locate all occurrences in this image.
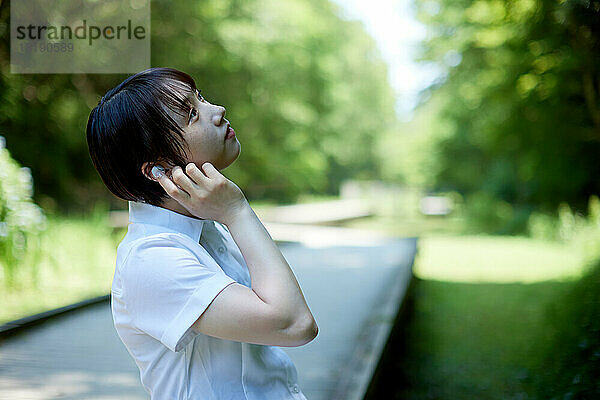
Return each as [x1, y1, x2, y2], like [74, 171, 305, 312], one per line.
[86, 67, 197, 206]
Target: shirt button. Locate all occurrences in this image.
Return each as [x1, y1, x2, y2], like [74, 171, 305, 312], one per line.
[292, 385, 299, 393]
[218, 246, 225, 253]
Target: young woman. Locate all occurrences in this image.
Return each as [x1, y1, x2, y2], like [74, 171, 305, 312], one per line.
[86, 67, 318, 400]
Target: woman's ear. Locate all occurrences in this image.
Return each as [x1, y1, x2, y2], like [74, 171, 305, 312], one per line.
[142, 161, 174, 181]
[141, 162, 160, 181]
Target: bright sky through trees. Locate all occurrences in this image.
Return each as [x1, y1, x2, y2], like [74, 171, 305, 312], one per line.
[331, 0, 442, 121]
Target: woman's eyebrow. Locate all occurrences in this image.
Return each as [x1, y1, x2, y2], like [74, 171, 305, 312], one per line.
[188, 90, 201, 106]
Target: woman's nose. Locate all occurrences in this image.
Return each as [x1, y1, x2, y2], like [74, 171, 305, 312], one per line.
[212, 106, 226, 125]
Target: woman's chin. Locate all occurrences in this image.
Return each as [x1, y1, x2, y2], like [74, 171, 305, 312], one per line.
[228, 142, 241, 165]
[218, 153, 240, 171]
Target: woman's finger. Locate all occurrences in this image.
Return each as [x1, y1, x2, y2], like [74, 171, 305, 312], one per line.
[185, 162, 210, 186]
[152, 166, 191, 204]
[201, 162, 221, 180]
[171, 166, 198, 194]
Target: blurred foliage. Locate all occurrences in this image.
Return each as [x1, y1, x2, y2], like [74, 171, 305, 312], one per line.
[533, 256, 600, 399]
[1, 209, 120, 320]
[0, 136, 46, 287]
[517, 195, 600, 397]
[0, 0, 396, 213]
[395, 0, 600, 233]
[528, 195, 600, 260]
[459, 191, 531, 234]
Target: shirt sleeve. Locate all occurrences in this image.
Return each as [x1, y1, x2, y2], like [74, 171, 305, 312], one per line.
[122, 235, 237, 353]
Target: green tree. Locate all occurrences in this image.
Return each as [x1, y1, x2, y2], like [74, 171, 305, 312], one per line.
[0, 0, 396, 211]
[404, 0, 600, 222]
[0, 136, 46, 288]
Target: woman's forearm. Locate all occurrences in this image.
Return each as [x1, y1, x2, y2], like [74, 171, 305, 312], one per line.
[224, 202, 317, 332]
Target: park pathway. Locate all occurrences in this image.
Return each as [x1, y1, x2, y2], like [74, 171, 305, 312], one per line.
[0, 201, 416, 400]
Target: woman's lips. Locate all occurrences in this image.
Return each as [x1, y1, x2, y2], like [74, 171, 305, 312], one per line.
[225, 126, 236, 140]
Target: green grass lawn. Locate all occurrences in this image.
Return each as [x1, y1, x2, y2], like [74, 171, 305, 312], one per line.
[0, 214, 125, 325]
[414, 235, 587, 283]
[346, 214, 592, 399]
[368, 277, 574, 400]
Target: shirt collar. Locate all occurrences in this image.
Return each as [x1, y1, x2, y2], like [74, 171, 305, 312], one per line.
[128, 201, 206, 243]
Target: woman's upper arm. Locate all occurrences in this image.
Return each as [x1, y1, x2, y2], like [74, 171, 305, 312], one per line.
[191, 282, 317, 347]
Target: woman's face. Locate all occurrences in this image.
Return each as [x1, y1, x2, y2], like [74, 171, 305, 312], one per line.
[170, 87, 240, 171]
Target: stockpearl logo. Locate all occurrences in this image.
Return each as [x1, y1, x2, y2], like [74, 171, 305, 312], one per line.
[11, 0, 151, 73]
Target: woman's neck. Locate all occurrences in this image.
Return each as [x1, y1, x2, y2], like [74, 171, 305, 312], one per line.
[158, 198, 205, 220]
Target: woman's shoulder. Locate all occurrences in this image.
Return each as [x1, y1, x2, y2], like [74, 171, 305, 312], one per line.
[131, 231, 199, 255]
[118, 228, 201, 268]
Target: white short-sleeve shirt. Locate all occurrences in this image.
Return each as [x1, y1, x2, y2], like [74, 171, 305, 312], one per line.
[111, 201, 308, 400]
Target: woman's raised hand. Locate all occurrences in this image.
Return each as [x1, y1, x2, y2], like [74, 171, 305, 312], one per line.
[152, 162, 249, 226]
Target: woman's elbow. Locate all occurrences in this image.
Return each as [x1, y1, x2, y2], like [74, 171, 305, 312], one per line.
[285, 315, 318, 347]
[303, 318, 319, 344]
